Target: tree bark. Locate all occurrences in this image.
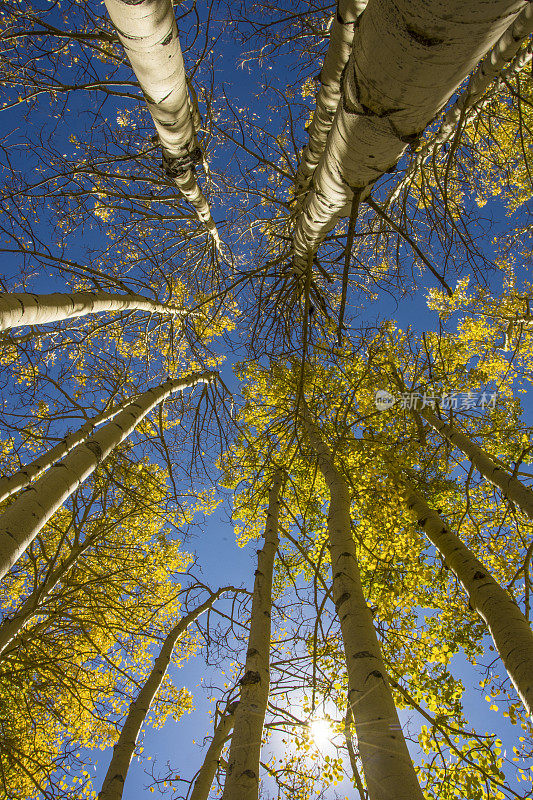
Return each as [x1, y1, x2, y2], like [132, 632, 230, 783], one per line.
[387, 3, 533, 207]
[301, 403, 424, 800]
[103, 0, 219, 242]
[0, 371, 215, 580]
[401, 478, 533, 716]
[0, 398, 134, 505]
[190, 701, 238, 800]
[0, 290, 189, 332]
[295, 0, 368, 200]
[292, 0, 526, 273]
[98, 589, 227, 800]
[419, 405, 533, 520]
[221, 470, 282, 800]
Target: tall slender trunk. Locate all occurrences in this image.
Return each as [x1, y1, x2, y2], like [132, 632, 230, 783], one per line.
[0, 290, 188, 332]
[190, 701, 238, 800]
[0, 371, 215, 580]
[0, 524, 100, 659]
[401, 476, 533, 716]
[292, 0, 525, 274]
[301, 404, 424, 800]
[419, 405, 533, 520]
[221, 470, 282, 800]
[0, 398, 135, 505]
[294, 0, 367, 199]
[98, 589, 228, 800]
[387, 4, 533, 207]
[103, 0, 219, 242]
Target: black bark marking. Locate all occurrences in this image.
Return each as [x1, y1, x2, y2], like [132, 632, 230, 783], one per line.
[368, 670, 384, 680]
[85, 441, 103, 460]
[353, 650, 373, 659]
[473, 571, 485, 580]
[335, 592, 351, 610]
[240, 670, 261, 686]
[241, 770, 257, 779]
[161, 31, 173, 46]
[406, 25, 443, 48]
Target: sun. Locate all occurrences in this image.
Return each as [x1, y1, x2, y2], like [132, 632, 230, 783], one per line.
[309, 718, 334, 749]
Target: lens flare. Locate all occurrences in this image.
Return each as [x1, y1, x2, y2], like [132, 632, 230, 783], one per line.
[309, 718, 333, 748]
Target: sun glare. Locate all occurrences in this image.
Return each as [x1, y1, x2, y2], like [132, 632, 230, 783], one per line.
[309, 718, 334, 749]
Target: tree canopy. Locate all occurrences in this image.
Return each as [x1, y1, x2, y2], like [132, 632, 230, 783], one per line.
[1, 1, 533, 799]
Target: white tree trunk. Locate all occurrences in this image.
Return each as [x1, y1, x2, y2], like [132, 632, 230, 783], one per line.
[190, 701, 238, 800]
[0, 399, 135, 505]
[302, 404, 424, 800]
[420, 405, 533, 520]
[387, 3, 533, 206]
[103, 0, 219, 242]
[221, 471, 282, 800]
[0, 290, 188, 332]
[0, 371, 215, 580]
[292, 0, 525, 273]
[294, 0, 368, 199]
[402, 479, 533, 717]
[99, 590, 227, 800]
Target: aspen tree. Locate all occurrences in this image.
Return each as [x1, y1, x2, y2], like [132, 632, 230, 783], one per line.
[99, 588, 229, 800]
[190, 701, 238, 800]
[292, 0, 526, 274]
[0, 289, 191, 332]
[0, 519, 98, 658]
[400, 475, 533, 717]
[387, 3, 533, 207]
[0, 396, 137, 504]
[221, 470, 282, 800]
[103, 0, 219, 242]
[0, 371, 215, 580]
[0, 479, 193, 800]
[294, 0, 367, 200]
[301, 402, 425, 800]
[419, 404, 533, 520]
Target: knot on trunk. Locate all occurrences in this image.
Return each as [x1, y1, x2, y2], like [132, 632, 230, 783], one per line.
[473, 571, 486, 580]
[353, 650, 373, 659]
[163, 148, 202, 178]
[405, 25, 443, 48]
[240, 670, 261, 686]
[85, 441, 103, 461]
[335, 592, 350, 611]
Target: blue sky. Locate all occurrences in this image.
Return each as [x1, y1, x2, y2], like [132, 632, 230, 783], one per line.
[1, 1, 533, 798]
